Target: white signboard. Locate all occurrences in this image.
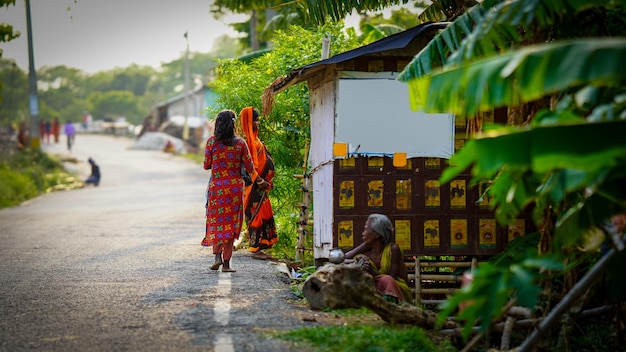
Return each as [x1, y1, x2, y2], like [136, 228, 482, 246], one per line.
[336, 72, 455, 159]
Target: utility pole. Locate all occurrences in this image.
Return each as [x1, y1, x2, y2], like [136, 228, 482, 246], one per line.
[182, 31, 190, 141]
[250, 10, 258, 51]
[25, 0, 40, 148]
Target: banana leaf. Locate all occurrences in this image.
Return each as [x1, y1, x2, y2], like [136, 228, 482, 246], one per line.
[399, 0, 625, 83]
[441, 120, 626, 184]
[300, 0, 402, 24]
[403, 38, 626, 116]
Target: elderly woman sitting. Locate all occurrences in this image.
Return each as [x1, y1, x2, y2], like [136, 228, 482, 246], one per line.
[344, 213, 412, 304]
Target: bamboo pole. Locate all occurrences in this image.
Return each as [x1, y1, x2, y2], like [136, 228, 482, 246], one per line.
[517, 233, 626, 352]
[500, 316, 516, 350]
[295, 139, 310, 264]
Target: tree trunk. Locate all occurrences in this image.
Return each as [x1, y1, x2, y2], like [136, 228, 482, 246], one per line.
[302, 263, 457, 329]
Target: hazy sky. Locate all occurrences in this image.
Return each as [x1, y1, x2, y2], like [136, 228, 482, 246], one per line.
[1, 0, 247, 73]
[1, 0, 415, 74]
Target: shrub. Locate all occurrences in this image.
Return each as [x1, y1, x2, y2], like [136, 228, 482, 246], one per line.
[0, 164, 39, 208]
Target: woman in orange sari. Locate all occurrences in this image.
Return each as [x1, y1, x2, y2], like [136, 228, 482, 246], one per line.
[240, 107, 278, 255]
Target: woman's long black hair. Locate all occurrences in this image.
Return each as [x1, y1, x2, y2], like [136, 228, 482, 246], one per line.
[214, 109, 236, 143]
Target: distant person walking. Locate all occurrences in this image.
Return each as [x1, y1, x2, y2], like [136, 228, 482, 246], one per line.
[82, 112, 92, 131]
[240, 107, 278, 256]
[64, 120, 75, 151]
[202, 109, 265, 273]
[17, 121, 28, 150]
[85, 158, 101, 186]
[52, 117, 60, 143]
[44, 120, 52, 144]
[39, 120, 45, 144]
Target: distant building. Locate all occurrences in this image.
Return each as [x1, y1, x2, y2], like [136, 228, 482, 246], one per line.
[142, 85, 217, 146]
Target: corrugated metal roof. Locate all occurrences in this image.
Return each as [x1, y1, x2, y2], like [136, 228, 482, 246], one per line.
[265, 22, 449, 95]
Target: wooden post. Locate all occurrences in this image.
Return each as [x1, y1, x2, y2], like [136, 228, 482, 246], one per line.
[415, 256, 422, 307]
[295, 140, 311, 264]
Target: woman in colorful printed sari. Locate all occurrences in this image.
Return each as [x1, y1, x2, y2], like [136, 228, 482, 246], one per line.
[344, 213, 412, 303]
[240, 107, 278, 255]
[202, 109, 263, 272]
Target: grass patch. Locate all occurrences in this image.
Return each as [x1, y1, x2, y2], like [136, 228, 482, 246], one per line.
[0, 164, 39, 208]
[272, 308, 454, 352]
[0, 148, 84, 208]
[275, 324, 455, 352]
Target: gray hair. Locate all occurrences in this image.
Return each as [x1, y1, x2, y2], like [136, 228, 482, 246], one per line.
[368, 213, 393, 245]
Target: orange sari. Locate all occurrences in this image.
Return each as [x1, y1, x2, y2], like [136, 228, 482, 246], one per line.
[240, 107, 278, 252]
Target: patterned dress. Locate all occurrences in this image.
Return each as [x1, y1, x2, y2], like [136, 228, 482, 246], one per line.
[203, 136, 257, 246]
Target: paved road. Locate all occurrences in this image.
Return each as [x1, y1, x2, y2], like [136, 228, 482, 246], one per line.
[0, 134, 324, 352]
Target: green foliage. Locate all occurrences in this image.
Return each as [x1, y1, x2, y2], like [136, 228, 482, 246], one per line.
[88, 90, 140, 122]
[210, 22, 359, 160]
[211, 0, 318, 51]
[488, 232, 540, 267]
[0, 148, 78, 209]
[402, 38, 626, 116]
[394, 0, 626, 344]
[0, 0, 18, 45]
[0, 58, 27, 125]
[158, 52, 221, 93]
[417, 0, 476, 23]
[276, 324, 454, 352]
[361, 23, 406, 43]
[437, 256, 564, 340]
[299, 0, 406, 24]
[401, 0, 625, 84]
[0, 164, 38, 208]
[210, 23, 359, 261]
[358, 7, 420, 43]
[441, 119, 626, 233]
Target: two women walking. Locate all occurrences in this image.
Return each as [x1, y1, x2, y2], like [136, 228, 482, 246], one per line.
[201, 107, 278, 272]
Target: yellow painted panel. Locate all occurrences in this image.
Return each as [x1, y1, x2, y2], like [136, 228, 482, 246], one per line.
[338, 221, 354, 248]
[368, 156, 384, 169]
[425, 180, 440, 208]
[368, 179, 384, 207]
[395, 220, 411, 251]
[396, 179, 411, 210]
[479, 219, 497, 249]
[425, 158, 440, 169]
[339, 180, 354, 209]
[451, 219, 468, 249]
[424, 220, 440, 248]
[339, 157, 356, 169]
[450, 180, 466, 209]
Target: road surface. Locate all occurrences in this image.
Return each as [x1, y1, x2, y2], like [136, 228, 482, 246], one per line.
[0, 134, 326, 352]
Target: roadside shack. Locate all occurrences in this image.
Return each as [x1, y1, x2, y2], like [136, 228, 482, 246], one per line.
[262, 23, 535, 300]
